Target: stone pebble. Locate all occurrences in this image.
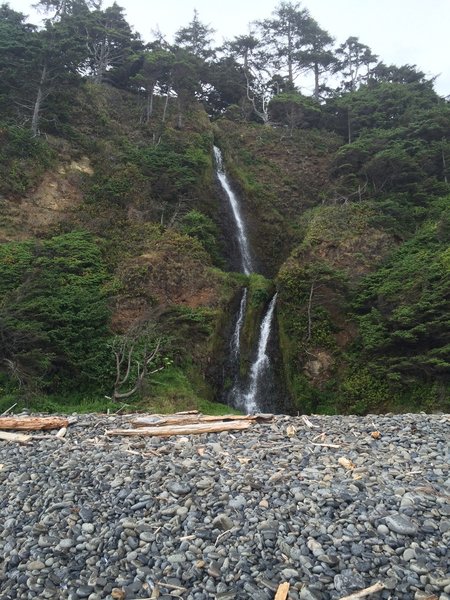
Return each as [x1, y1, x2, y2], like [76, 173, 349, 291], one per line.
[0, 411, 449, 599]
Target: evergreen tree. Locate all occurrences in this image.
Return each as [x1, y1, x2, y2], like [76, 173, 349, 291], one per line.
[174, 9, 215, 61]
[258, 1, 312, 89]
[334, 36, 378, 91]
[85, 2, 139, 84]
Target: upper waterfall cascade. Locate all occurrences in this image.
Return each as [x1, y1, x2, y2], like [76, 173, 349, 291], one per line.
[213, 146, 254, 275]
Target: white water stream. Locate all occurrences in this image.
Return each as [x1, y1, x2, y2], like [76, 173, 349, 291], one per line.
[242, 294, 278, 413]
[231, 287, 248, 360]
[214, 146, 278, 414]
[213, 146, 253, 275]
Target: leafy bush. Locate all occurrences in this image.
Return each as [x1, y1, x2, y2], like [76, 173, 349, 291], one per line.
[179, 210, 223, 265]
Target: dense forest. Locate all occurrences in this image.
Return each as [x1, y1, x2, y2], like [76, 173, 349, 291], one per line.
[0, 0, 449, 414]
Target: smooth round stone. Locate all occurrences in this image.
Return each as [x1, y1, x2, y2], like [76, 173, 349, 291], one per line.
[282, 569, 299, 579]
[76, 585, 94, 598]
[27, 561, 46, 571]
[167, 481, 191, 496]
[385, 514, 418, 536]
[167, 553, 186, 564]
[403, 548, 417, 561]
[82, 523, 95, 534]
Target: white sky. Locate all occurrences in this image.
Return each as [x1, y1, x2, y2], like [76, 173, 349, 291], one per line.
[9, 0, 450, 97]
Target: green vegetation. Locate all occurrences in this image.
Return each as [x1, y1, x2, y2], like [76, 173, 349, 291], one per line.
[0, 124, 54, 195]
[0, 232, 112, 397]
[1, 0, 449, 414]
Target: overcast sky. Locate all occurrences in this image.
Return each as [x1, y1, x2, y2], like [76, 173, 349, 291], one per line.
[9, 0, 450, 96]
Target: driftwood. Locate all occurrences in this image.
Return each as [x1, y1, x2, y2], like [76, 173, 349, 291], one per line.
[107, 420, 253, 437]
[275, 582, 290, 600]
[339, 581, 385, 600]
[131, 413, 274, 428]
[0, 416, 69, 431]
[0, 431, 32, 443]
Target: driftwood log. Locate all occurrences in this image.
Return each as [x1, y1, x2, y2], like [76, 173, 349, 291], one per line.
[131, 413, 274, 428]
[107, 420, 253, 437]
[0, 416, 69, 431]
[0, 431, 32, 442]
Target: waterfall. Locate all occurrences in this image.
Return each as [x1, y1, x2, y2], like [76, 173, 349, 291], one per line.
[214, 145, 279, 414]
[213, 146, 253, 275]
[231, 288, 248, 359]
[242, 294, 278, 414]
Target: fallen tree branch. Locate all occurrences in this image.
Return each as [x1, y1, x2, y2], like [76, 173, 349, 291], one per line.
[107, 420, 253, 437]
[339, 581, 385, 600]
[0, 416, 69, 431]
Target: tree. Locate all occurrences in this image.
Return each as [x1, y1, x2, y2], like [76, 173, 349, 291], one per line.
[297, 19, 335, 100]
[334, 36, 378, 92]
[111, 320, 168, 401]
[0, 4, 39, 120]
[85, 2, 138, 84]
[174, 9, 215, 61]
[0, 3, 93, 134]
[258, 1, 312, 89]
[132, 45, 175, 123]
[225, 33, 272, 122]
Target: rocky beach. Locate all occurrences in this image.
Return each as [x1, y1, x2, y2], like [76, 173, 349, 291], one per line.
[0, 412, 449, 600]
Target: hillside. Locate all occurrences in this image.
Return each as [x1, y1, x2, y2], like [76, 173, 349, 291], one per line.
[0, 1, 449, 414]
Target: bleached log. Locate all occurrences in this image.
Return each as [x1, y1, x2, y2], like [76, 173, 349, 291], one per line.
[131, 413, 274, 428]
[0, 431, 32, 443]
[0, 416, 69, 431]
[339, 581, 385, 600]
[107, 420, 253, 437]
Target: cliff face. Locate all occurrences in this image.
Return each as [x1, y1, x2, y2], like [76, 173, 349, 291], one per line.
[0, 82, 448, 414]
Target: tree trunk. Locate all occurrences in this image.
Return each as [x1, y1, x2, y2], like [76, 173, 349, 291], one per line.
[314, 63, 320, 101]
[145, 85, 154, 123]
[93, 40, 109, 84]
[31, 63, 47, 137]
[162, 92, 170, 123]
[287, 25, 293, 88]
